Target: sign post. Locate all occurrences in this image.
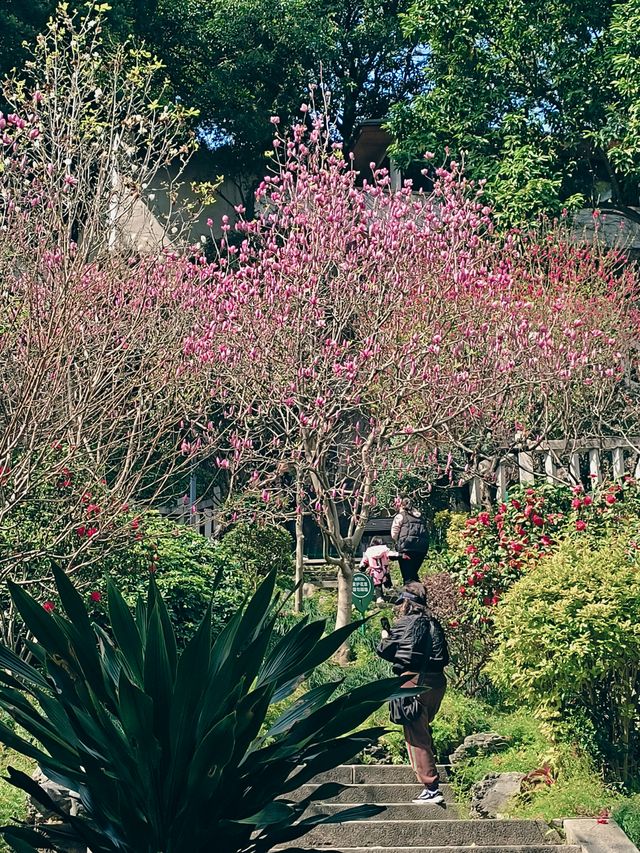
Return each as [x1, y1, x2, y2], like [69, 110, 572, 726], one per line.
[352, 572, 375, 630]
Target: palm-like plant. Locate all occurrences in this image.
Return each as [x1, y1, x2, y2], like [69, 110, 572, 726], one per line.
[0, 568, 404, 852]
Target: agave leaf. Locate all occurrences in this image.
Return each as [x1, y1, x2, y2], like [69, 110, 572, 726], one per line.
[0, 825, 54, 851]
[234, 799, 296, 827]
[255, 617, 325, 689]
[143, 603, 174, 748]
[117, 669, 161, 765]
[7, 582, 69, 660]
[107, 581, 143, 684]
[52, 564, 94, 638]
[150, 576, 177, 678]
[259, 680, 342, 742]
[0, 645, 49, 690]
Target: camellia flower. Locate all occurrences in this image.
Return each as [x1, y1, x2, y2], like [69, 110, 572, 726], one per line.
[575, 519, 587, 531]
[90, 591, 101, 602]
[571, 497, 582, 509]
[604, 494, 617, 505]
[583, 495, 593, 506]
[43, 601, 55, 613]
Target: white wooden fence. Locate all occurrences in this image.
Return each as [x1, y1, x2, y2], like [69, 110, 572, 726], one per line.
[157, 497, 218, 538]
[469, 436, 640, 507]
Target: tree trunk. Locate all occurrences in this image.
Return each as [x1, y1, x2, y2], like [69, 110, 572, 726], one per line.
[334, 558, 354, 664]
[293, 511, 304, 613]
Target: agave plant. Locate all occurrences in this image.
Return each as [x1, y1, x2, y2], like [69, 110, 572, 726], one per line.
[0, 566, 407, 853]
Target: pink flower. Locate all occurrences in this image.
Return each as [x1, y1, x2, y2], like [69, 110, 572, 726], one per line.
[571, 497, 582, 509]
[583, 495, 593, 506]
[90, 591, 101, 602]
[261, 489, 270, 502]
[76, 525, 86, 537]
[531, 514, 543, 527]
[575, 519, 587, 531]
[43, 601, 55, 613]
[86, 527, 98, 537]
[604, 494, 616, 505]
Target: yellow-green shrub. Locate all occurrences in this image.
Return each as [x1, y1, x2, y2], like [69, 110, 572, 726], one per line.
[487, 536, 640, 783]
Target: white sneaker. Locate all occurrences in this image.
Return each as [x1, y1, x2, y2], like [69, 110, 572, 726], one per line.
[412, 787, 444, 805]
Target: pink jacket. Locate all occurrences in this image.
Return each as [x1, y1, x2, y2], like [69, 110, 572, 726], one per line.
[359, 544, 391, 584]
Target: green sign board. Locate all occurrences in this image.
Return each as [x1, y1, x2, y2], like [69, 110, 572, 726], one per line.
[352, 571, 374, 615]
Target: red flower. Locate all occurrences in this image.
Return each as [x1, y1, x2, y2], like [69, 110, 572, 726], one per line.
[131, 517, 140, 530]
[511, 542, 524, 553]
[471, 556, 481, 566]
[605, 494, 617, 505]
[465, 544, 477, 555]
[449, 620, 460, 628]
[531, 514, 544, 527]
[90, 591, 101, 603]
[76, 525, 86, 537]
[43, 601, 55, 613]
[571, 497, 582, 509]
[583, 495, 593, 506]
[511, 499, 521, 509]
[477, 512, 490, 526]
[458, 586, 466, 595]
[575, 519, 587, 531]
[483, 596, 492, 606]
[571, 484, 583, 494]
[86, 526, 98, 537]
[541, 535, 552, 545]
[491, 595, 500, 606]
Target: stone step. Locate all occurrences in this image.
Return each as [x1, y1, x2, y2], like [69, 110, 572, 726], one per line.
[295, 819, 563, 848]
[295, 847, 582, 853]
[303, 803, 460, 821]
[289, 783, 455, 804]
[309, 765, 450, 785]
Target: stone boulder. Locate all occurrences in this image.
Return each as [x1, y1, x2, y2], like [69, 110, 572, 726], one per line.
[29, 769, 83, 822]
[449, 731, 510, 765]
[471, 771, 525, 819]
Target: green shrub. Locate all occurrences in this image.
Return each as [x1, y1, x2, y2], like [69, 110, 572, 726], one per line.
[220, 522, 293, 583]
[488, 535, 640, 784]
[0, 568, 408, 852]
[84, 513, 245, 646]
[614, 796, 640, 846]
[431, 691, 492, 761]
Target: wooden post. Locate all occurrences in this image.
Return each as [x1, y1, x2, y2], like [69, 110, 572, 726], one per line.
[469, 475, 483, 509]
[518, 450, 535, 484]
[569, 452, 581, 486]
[496, 460, 508, 502]
[612, 447, 625, 481]
[588, 448, 602, 487]
[544, 452, 555, 484]
[203, 508, 214, 539]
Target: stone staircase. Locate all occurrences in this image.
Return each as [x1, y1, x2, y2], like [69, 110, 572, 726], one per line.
[287, 764, 582, 853]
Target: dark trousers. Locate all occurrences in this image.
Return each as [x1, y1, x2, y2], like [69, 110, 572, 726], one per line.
[402, 672, 447, 787]
[399, 551, 426, 583]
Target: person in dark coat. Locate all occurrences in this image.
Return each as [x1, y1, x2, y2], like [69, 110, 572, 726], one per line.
[376, 582, 449, 804]
[391, 498, 429, 583]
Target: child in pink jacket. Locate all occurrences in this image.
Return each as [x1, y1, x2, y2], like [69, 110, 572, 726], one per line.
[359, 537, 393, 603]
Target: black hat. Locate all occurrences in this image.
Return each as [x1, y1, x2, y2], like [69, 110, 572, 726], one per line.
[394, 589, 426, 606]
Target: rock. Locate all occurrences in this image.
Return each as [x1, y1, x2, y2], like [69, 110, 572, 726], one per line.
[449, 731, 510, 765]
[471, 771, 525, 819]
[29, 769, 83, 822]
[302, 582, 318, 598]
[354, 741, 394, 765]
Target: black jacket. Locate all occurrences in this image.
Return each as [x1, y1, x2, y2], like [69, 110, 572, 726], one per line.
[376, 613, 449, 675]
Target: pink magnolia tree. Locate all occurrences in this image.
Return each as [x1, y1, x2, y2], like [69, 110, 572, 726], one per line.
[0, 8, 211, 591]
[187, 114, 639, 643]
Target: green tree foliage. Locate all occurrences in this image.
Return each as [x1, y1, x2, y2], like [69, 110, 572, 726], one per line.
[388, 0, 640, 226]
[2, 0, 425, 191]
[488, 535, 640, 784]
[0, 568, 408, 852]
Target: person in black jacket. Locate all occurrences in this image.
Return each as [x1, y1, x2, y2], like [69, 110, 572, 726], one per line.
[391, 498, 429, 583]
[376, 582, 449, 805]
